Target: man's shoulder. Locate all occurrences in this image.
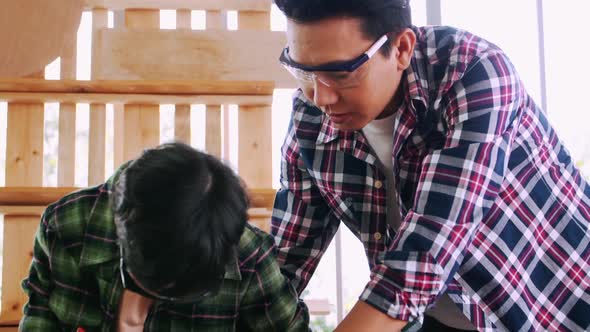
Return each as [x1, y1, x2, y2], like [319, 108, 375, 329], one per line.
[409, 25, 513, 117]
[413, 25, 501, 72]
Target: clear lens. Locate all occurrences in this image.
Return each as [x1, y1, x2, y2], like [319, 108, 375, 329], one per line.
[282, 61, 370, 89]
[282, 64, 314, 83]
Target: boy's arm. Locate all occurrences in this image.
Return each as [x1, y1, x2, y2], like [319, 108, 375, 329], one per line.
[19, 212, 61, 331]
[239, 235, 311, 332]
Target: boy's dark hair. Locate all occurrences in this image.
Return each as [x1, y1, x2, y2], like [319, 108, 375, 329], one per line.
[274, 0, 412, 57]
[113, 142, 248, 297]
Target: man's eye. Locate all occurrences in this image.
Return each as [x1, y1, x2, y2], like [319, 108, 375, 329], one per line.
[327, 72, 351, 80]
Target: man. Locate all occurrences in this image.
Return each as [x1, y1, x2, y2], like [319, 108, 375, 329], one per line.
[271, 0, 590, 331]
[20, 142, 310, 331]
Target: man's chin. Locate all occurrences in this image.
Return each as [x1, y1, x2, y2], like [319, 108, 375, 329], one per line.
[331, 121, 363, 131]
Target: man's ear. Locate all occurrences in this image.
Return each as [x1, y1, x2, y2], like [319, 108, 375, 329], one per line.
[393, 28, 416, 71]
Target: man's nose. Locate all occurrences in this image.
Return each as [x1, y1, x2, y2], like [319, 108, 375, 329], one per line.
[312, 77, 338, 109]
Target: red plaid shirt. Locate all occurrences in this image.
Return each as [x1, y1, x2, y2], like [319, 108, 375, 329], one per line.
[272, 26, 590, 331]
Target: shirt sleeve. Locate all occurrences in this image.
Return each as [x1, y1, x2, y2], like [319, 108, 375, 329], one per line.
[361, 50, 524, 321]
[239, 234, 311, 332]
[20, 212, 61, 331]
[271, 121, 340, 294]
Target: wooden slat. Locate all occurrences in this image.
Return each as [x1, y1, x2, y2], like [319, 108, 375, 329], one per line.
[92, 29, 294, 87]
[57, 103, 76, 186]
[125, 8, 159, 29]
[58, 22, 76, 186]
[123, 104, 159, 162]
[176, 9, 191, 30]
[207, 10, 227, 30]
[238, 11, 270, 30]
[0, 92, 272, 107]
[0, 326, 18, 331]
[0, 79, 274, 105]
[0, 206, 46, 216]
[208, 9, 229, 169]
[233, 10, 274, 191]
[60, 27, 77, 80]
[222, 105, 231, 163]
[238, 106, 272, 188]
[0, 187, 78, 206]
[89, 8, 108, 186]
[88, 104, 106, 185]
[121, 9, 161, 164]
[247, 188, 276, 209]
[112, 10, 125, 27]
[0, 216, 39, 324]
[174, 9, 191, 148]
[113, 103, 125, 168]
[174, 104, 191, 143]
[1, 102, 43, 322]
[5, 104, 44, 186]
[248, 207, 271, 233]
[83, 0, 271, 11]
[91, 8, 109, 79]
[0, 79, 274, 96]
[205, 105, 222, 158]
[249, 217, 270, 233]
[0, 187, 276, 208]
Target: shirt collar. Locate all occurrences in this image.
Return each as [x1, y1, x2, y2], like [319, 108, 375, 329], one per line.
[406, 26, 429, 108]
[223, 248, 242, 281]
[78, 162, 130, 267]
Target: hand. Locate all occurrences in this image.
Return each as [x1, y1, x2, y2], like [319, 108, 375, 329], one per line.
[335, 300, 408, 332]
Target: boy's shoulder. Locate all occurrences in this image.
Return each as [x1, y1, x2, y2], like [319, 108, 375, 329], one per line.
[236, 223, 277, 269]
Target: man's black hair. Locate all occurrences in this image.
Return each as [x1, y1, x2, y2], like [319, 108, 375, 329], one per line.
[113, 142, 248, 296]
[274, 0, 412, 57]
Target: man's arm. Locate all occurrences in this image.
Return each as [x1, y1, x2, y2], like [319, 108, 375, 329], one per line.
[19, 212, 61, 331]
[343, 50, 523, 325]
[271, 118, 340, 294]
[335, 301, 408, 332]
[239, 234, 311, 332]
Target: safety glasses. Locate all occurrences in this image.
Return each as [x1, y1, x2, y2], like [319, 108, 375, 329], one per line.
[279, 34, 389, 88]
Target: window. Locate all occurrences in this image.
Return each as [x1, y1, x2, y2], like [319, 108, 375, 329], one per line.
[543, 2, 590, 175]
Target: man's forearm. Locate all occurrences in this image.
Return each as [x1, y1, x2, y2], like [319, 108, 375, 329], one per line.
[335, 300, 407, 332]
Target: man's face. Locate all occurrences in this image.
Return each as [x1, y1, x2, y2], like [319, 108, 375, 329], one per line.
[285, 17, 410, 130]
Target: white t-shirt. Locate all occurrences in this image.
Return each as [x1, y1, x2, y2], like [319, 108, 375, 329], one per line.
[362, 115, 475, 330]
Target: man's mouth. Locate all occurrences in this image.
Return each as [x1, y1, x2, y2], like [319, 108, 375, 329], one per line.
[328, 112, 352, 124]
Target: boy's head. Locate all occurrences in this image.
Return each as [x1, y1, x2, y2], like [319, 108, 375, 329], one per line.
[113, 142, 248, 302]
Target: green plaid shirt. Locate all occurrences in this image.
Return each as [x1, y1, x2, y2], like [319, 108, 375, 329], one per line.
[20, 166, 310, 331]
